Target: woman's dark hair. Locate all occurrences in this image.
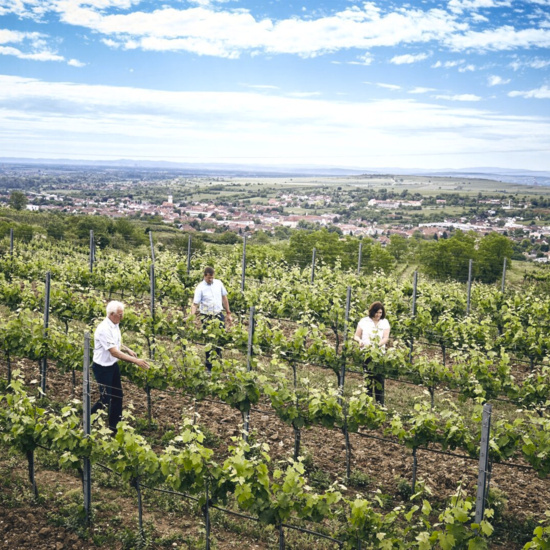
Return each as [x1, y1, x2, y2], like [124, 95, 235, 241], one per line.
[368, 301, 386, 319]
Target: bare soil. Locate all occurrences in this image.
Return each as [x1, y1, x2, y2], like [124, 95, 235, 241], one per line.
[1, 353, 547, 549]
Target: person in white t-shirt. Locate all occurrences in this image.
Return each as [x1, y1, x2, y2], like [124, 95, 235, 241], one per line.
[354, 301, 390, 404]
[190, 266, 232, 371]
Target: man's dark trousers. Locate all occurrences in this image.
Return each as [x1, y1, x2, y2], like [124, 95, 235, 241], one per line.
[91, 362, 123, 429]
[201, 312, 225, 372]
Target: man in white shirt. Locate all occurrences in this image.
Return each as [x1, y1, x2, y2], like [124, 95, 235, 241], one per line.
[92, 300, 149, 431]
[190, 266, 232, 371]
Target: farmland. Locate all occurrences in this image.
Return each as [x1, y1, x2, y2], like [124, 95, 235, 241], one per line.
[1, 230, 550, 549]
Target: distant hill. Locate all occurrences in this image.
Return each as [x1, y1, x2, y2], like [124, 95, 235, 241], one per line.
[1, 157, 549, 184]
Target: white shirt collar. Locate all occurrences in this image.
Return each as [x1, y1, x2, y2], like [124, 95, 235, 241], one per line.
[106, 316, 119, 328]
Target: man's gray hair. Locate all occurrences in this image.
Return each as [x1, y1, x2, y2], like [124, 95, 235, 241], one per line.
[106, 301, 125, 315]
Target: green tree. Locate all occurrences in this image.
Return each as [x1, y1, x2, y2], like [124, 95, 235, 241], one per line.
[476, 232, 514, 284]
[420, 230, 475, 282]
[9, 191, 28, 211]
[387, 234, 408, 261]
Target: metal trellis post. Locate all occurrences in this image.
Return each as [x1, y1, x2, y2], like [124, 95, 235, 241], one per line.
[501, 258, 507, 293]
[311, 247, 317, 284]
[411, 270, 418, 317]
[40, 271, 51, 394]
[150, 263, 155, 360]
[241, 235, 247, 292]
[246, 306, 255, 372]
[409, 270, 418, 363]
[82, 332, 92, 523]
[89, 230, 94, 273]
[244, 306, 255, 440]
[205, 480, 211, 550]
[339, 286, 352, 398]
[357, 241, 363, 276]
[149, 230, 155, 263]
[475, 403, 492, 524]
[466, 259, 473, 315]
[187, 234, 191, 275]
[10, 228, 13, 255]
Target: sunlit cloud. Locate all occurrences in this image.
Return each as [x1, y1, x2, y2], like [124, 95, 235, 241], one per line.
[434, 93, 482, 100]
[510, 57, 550, 70]
[446, 26, 550, 52]
[374, 82, 401, 90]
[487, 74, 510, 86]
[509, 85, 550, 99]
[390, 52, 429, 64]
[68, 58, 86, 67]
[447, 0, 512, 15]
[409, 87, 437, 94]
[0, 28, 81, 64]
[4, 3, 469, 58]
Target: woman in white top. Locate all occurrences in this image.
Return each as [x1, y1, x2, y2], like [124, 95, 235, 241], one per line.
[354, 301, 390, 404]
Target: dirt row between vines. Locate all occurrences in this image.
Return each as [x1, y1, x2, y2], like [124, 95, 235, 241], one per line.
[1, 355, 547, 549]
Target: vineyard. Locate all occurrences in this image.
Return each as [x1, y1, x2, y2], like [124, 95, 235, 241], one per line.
[1, 232, 550, 549]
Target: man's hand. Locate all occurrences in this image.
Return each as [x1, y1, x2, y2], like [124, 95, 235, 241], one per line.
[135, 358, 149, 369]
[225, 312, 232, 327]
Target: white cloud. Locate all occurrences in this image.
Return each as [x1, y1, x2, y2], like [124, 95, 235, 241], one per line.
[0, 0, 47, 20]
[240, 84, 279, 90]
[508, 85, 550, 99]
[375, 82, 401, 90]
[510, 57, 550, 70]
[68, 58, 86, 67]
[187, 0, 232, 5]
[409, 87, 437, 94]
[390, 52, 429, 64]
[0, 45, 64, 61]
[1, 75, 548, 169]
[458, 64, 476, 71]
[0, 29, 69, 62]
[287, 91, 322, 98]
[3, 1, 549, 60]
[434, 93, 482, 101]
[448, 0, 511, 14]
[354, 52, 373, 65]
[446, 25, 550, 51]
[432, 59, 468, 68]
[0, 29, 41, 44]
[470, 12, 489, 22]
[487, 74, 510, 86]
[38, 3, 469, 58]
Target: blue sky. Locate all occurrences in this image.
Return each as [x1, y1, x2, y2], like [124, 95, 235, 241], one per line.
[1, 0, 549, 170]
